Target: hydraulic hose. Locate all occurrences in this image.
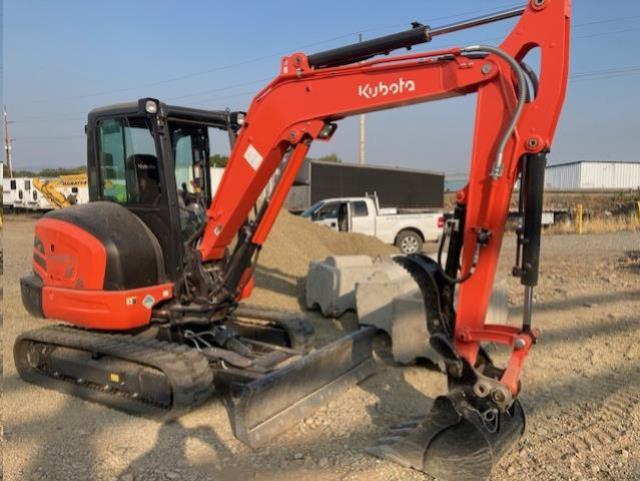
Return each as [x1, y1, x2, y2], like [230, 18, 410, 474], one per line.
[461, 45, 528, 179]
[520, 61, 539, 100]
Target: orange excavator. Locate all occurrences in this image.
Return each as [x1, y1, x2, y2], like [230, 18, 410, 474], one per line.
[16, 2, 570, 479]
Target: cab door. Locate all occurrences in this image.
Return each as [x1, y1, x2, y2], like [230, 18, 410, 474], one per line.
[313, 201, 341, 230]
[349, 200, 375, 235]
[94, 115, 184, 280]
[170, 123, 211, 240]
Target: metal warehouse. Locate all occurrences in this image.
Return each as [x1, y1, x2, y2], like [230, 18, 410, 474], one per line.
[545, 161, 640, 189]
[285, 159, 444, 212]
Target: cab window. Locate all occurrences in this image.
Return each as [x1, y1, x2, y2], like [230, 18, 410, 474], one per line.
[315, 202, 339, 220]
[170, 123, 210, 239]
[351, 200, 369, 217]
[97, 117, 161, 204]
[171, 125, 208, 201]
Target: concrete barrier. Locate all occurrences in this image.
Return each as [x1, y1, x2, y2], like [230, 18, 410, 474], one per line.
[305, 255, 378, 317]
[354, 269, 415, 332]
[306, 254, 509, 366]
[355, 264, 509, 365]
[391, 290, 442, 365]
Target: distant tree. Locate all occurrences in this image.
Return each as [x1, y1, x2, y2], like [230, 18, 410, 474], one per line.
[11, 169, 37, 177]
[315, 153, 342, 163]
[41, 166, 86, 177]
[210, 154, 229, 168]
[10, 166, 86, 178]
[208, 153, 340, 168]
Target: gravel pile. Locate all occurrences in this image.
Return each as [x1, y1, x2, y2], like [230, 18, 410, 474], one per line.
[250, 210, 395, 309]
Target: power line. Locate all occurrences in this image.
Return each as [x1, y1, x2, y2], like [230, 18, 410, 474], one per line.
[11, 134, 85, 141]
[10, 11, 638, 110]
[8, 11, 640, 123]
[11, 63, 640, 143]
[570, 70, 640, 82]
[166, 77, 272, 101]
[574, 26, 640, 40]
[12, 114, 84, 122]
[5, 3, 526, 106]
[10, 62, 640, 126]
[573, 14, 640, 28]
[571, 65, 640, 78]
[436, 22, 640, 48]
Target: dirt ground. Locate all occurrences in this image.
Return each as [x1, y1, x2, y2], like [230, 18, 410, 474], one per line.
[2, 216, 639, 481]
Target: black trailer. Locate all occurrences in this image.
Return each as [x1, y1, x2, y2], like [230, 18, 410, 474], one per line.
[285, 160, 444, 213]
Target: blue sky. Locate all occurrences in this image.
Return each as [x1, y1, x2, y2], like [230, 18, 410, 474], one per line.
[3, 0, 640, 174]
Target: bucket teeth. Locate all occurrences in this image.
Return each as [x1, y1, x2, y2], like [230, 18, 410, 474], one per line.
[367, 395, 526, 481]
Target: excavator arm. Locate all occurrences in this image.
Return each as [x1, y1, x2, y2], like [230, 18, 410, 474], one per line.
[202, 0, 568, 393]
[194, 2, 569, 478]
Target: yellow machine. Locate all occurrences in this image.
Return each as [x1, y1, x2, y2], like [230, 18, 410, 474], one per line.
[32, 173, 88, 209]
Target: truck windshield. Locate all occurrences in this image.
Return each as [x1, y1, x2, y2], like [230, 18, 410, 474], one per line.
[300, 201, 324, 218]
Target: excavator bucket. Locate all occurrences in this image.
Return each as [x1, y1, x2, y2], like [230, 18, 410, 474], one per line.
[368, 394, 525, 481]
[225, 326, 377, 447]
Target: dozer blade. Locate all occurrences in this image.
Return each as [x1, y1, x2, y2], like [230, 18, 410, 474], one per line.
[368, 394, 525, 481]
[227, 325, 377, 447]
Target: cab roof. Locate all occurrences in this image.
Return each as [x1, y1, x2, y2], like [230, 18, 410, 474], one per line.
[87, 98, 233, 128]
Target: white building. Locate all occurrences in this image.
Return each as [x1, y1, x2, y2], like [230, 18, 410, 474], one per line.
[545, 161, 640, 190]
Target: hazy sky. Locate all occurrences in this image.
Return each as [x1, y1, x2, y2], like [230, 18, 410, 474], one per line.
[3, 0, 640, 174]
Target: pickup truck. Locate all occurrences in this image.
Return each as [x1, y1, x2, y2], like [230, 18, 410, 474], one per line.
[300, 194, 444, 254]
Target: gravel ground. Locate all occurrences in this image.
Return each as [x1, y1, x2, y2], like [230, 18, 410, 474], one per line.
[2, 216, 639, 481]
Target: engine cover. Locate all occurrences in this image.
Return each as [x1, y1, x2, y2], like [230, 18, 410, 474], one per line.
[38, 201, 166, 290]
[22, 202, 173, 330]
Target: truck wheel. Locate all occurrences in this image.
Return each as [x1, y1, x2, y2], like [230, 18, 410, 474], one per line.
[396, 230, 423, 254]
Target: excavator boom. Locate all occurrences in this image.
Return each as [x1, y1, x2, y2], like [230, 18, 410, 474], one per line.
[202, 0, 569, 388]
[195, 1, 569, 477]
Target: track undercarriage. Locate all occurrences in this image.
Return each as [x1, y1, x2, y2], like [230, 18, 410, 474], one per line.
[14, 309, 377, 446]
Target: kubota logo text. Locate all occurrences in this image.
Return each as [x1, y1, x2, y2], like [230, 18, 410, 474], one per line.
[357, 78, 416, 99]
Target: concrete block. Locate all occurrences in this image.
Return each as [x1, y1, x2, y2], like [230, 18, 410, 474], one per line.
[305, 255, 378, 317]
[355, 272, 416, 332]
[390, 291, 442, 365]
[486, 277, 508, 325]
[356, 269, 509, 365]
[306, 253, 509, 366]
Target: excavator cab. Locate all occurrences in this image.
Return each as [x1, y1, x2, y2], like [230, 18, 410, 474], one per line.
[84, 98, 243, 279]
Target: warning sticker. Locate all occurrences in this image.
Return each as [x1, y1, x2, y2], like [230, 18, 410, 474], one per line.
[244, 144, 263, 171]
[142, 294, 155, 309]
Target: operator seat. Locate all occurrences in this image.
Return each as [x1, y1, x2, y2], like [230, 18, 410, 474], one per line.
[129, 154, 161, 204]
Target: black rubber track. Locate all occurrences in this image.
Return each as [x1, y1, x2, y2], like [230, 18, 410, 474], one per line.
[14, 325, 214, 420]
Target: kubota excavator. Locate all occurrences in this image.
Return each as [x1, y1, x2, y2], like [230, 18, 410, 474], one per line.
[16, 2, 570, 479]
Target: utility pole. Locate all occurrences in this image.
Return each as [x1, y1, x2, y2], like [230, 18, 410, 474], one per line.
[358, 33, 366, 165]
[3, 106, 13, 177]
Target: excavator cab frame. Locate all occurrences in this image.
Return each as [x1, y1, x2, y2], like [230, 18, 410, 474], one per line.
[84, 99, 244, 279]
